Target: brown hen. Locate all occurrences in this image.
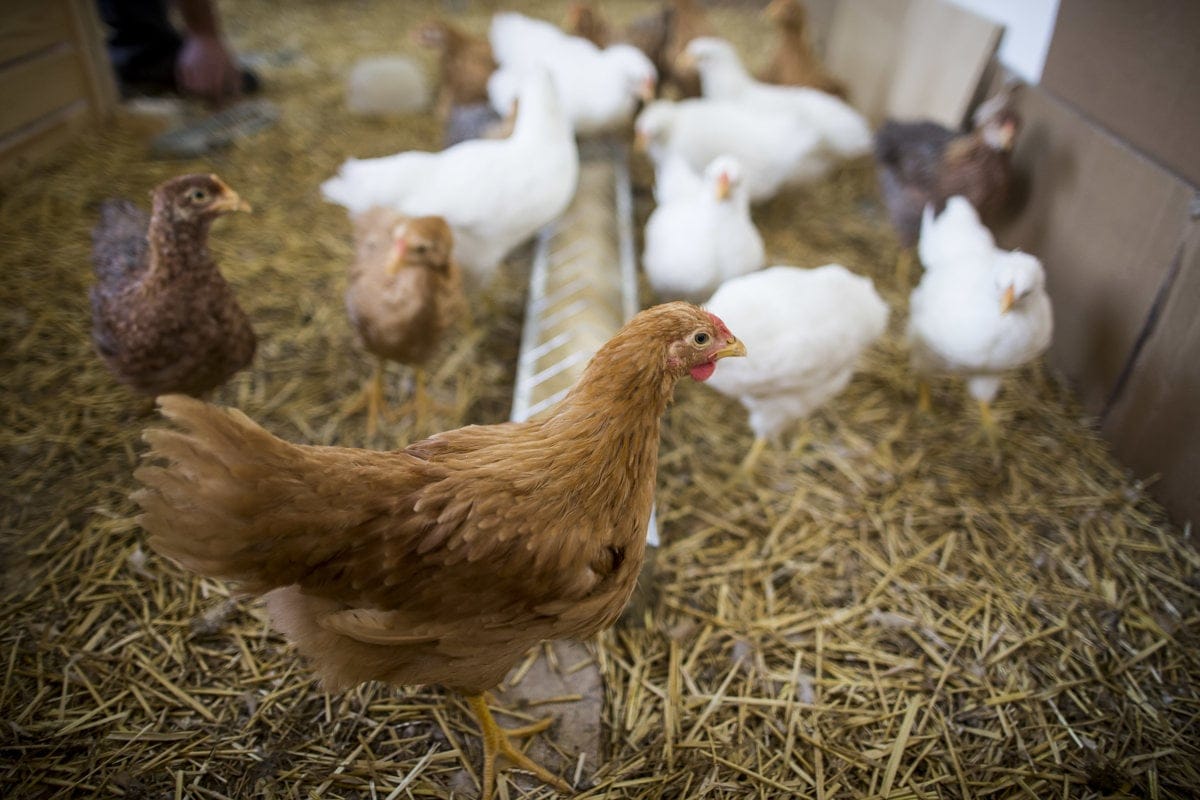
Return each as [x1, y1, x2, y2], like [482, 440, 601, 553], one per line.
[345, 210, 465, 435]
[629, 0, 712, 99]
[412, 18, 500, 146]
[757, 0, 847, 99]
[90, 174, 255, 399]
[564, 2, 613, 47]
[133, 302, 745, 798]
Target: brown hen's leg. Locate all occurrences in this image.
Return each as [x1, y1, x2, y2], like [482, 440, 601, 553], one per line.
[466, 693, 570, 799]
[978, 398, 999, 447]
[365, 356, 386, 437]
[413, 367, 429, 432]
[917, 380, 932, 413]
[895, 247, 914, 287]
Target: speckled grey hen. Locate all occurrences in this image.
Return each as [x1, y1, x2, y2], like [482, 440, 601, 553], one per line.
[875, 94, 1021, 247]
[90, 174, 256, 398]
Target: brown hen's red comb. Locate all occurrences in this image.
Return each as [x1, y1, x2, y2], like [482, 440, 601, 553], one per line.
[706, 311, 733, 339]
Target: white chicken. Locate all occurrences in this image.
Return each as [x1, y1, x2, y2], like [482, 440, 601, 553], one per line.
[908, 197, 1054, 437]
[635, 98, 824, 203]
[487, 12, 656, 136]
[643, 156, 765, 303]
[321, 69, 578, 288]
[704, 264, 888, 469]
[682, 37, 872, 166]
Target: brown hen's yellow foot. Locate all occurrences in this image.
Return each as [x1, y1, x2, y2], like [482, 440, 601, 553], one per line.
[895, 247, 914, 287]
[364, 357, 388, 438]
[467, 693, 571, 799]
[978, 399, 1000, 448]
[917, 381, 932, 414]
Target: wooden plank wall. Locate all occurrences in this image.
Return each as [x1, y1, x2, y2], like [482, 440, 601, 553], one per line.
[0, 0, 118, 177]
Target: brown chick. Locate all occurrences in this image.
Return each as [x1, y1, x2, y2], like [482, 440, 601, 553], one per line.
[756, 0, 848, 99]
[345, 210, 465, 436]
[133, 302, 745, 799]
[662, 0, 713, 98]
[412, 19, 497, 123]
[875, 96, 1022, 250]
[564, 1, 612, 48]
[90, 174, 255, 399]
[627, 0, 712, 99]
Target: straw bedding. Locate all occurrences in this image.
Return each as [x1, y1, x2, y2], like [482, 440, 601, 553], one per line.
[2, 1, 1197, 798]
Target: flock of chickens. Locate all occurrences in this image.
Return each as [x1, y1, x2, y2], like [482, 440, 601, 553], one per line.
[86, 2, 1055, 797]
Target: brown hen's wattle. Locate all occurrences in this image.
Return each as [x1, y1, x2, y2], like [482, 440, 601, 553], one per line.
[89, 174, 256, 398]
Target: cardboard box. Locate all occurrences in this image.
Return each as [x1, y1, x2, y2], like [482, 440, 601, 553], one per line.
[1041, 0, 1200, 188]
[0, 0, 117, 177]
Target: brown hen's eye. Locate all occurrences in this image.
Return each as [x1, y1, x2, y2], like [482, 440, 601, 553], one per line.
[693, 331, 710, 346]
[190, 189, 210, 203]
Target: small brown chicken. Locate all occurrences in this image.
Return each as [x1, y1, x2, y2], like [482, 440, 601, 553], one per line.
[629, 0, 712, 98]
[90, 174, 255, 399]
[875, 92, 1022, 249]
[412, 19, 497, 123]
[564, 2, 612, 48]
[345, 210, 465, 435]
[756, 0, 847, 99]
[133, 302, 745, 799]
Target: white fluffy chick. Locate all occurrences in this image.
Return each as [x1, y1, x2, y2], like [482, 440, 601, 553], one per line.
[643, 156, 765, 303]
[704, 264, 888, 469]
[321, 69, 578, 288]
[488, 12, 655, 136]
[682, 37, 872, 163]
[635, 98, 823, 203]
[908, 198, 1053, 436]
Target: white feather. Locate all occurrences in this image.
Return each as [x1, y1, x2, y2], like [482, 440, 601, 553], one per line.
[643, 156, 765, 303]
[635, 99, 825, 202]
[488, 12, 655, 135]
[704, 265, 889, 439]
[322, 69, 578, 287]
[908, 198, 1054, 403]
[685, 37, 872, 161]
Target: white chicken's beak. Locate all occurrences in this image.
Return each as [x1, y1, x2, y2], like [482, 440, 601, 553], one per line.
[715, 172, 732, 201]
[1000, 284, 1016, 314]
[637, 76, 657, 102]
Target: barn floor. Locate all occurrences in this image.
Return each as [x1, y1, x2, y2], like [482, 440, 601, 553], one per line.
[2, 1, 1198, 798]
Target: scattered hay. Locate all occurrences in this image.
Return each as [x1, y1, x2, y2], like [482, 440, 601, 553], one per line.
[2, 1, 1198, 799]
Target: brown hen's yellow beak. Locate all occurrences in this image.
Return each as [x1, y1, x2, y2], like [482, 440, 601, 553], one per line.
[386, 239, 407, 277]
[1000, 285, 1016, 314]
[714, 338, 747, 359]
[209, 176, 252, 213]
[675, 50, 696, 72]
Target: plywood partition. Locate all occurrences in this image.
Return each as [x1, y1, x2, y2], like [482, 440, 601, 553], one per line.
[824, 0, 911, 125]
[0, 0, 118, 177]
[825, 0, 1000, 129]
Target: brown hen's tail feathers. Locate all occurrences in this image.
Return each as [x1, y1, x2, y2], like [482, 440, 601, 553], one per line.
[133, 395, 332, 595]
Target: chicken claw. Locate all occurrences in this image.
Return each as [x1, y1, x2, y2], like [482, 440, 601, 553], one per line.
[467, 693, 571, 798]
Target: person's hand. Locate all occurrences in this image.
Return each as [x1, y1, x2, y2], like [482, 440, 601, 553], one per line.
[176, 34, 241, 104]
